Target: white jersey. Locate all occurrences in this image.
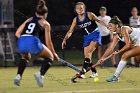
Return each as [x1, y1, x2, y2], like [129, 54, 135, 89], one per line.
[96, 16, 111, 36]
[129, 16, 140, 26]
[118, 26, 140, 46]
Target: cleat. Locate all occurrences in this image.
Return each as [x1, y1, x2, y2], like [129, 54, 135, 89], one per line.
[89, 73, 98, 78]
[14, 74, 21, 86]
[106, 75, 118, 82]
[34, 72, 44, 87]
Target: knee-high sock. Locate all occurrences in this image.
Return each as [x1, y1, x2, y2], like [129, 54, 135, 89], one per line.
[82, 58, 90, 73]
[91, 67, 97, 73]
[89, 63, 97, 73]
[114, 60, 127, 78]
[40, 58, 53, 76]
[17, 59, 27, 77]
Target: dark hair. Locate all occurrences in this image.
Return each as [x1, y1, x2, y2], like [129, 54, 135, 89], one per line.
[36, 0, 48, 15]
[100, 6, 107, 11]
[74, 2, 86, 12]
[109, 16, 122, 26]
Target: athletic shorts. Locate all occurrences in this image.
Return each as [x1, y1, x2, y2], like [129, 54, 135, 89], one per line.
[101, 35, 111, 45]
[17, 35, 44, 54]
[83, 30, 102, 47]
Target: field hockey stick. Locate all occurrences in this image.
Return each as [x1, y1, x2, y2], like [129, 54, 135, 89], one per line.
[59, 58, 81, 73]
[71, 54, 114, 83]
[71, 54, 113, 83]
[92, 40, 119, 67]
[92, 53, 113, 67]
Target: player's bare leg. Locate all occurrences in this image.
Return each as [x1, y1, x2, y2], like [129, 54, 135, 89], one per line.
[34, 45, 54, 87]
[98, 45, 104, 68]
[135, 55, 140, 67]
[107, 46, 140, 82]
[107, 43, 117, 67]
[85, 42, 98, 78]
[99, 43, 117, 68]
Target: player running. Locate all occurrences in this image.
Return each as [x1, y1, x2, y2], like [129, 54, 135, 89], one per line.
[97, 16, 140, 82]
[62, 2, 107, 81]
[14, 0, 59, 87]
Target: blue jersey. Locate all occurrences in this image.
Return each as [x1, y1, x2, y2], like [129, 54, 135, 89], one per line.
[76, 12, 97, 35]
[76, 12, 101, 47]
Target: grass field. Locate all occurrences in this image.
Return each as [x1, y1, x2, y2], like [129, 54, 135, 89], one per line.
[0, 66, 140, 93]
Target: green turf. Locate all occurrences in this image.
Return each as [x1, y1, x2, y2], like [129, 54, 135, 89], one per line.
[0, 67, 140, 93]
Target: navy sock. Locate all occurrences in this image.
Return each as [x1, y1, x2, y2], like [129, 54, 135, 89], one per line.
[89, 63, 97, 73]
[82, 58, 90, 72]
[40, 58, 53, 76]
[91, 67, 97, 73]
[17, 59, 27, 77]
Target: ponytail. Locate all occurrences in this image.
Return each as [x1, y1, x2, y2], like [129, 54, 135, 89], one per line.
[109, 16, 122, 27]
[36, 0, 48, 15]
[38, 0, 46, 8]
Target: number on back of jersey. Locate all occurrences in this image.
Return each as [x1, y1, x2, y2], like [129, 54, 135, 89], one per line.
[26, 23, 36, 34]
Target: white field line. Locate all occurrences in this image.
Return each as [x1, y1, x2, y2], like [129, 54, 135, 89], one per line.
[47, 88, 140, 93]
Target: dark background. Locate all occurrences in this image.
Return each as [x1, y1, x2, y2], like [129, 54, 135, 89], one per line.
[14, 0, 140, 50]
[14, 0, 140, 26]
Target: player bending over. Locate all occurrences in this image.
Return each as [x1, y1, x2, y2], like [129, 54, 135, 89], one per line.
[62, 2, 107, 81]
[14, 0, 59, 87]
[97, 16, 140, 82]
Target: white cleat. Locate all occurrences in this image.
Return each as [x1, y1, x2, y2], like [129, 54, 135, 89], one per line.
[14, 74, 21, 86]
[89, 73, 98, 78]
[34, 72, 44, 87]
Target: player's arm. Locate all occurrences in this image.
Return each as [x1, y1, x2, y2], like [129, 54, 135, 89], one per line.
[15, 18, 32, 38]
[100, 35, 119, 60]
[115, 27, 131, 54]
[62, 17, 77, 49]
[88, 12, 108, 27]
[96, 35, 119, 64]
[44, 21, 59, 60]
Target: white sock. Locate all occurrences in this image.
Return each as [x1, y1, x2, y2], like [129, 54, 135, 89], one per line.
[114, 60, 127, 78]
